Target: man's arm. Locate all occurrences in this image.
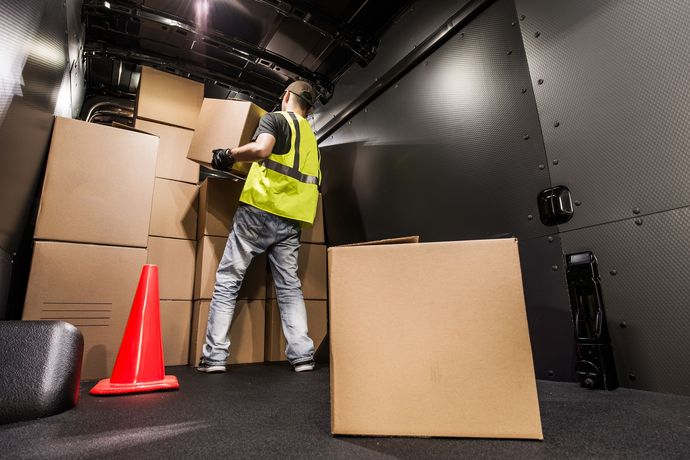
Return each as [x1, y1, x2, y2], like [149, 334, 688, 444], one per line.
[229, 133, 276, 162]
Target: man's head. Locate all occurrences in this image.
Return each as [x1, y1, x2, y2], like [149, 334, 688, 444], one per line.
[281, 80, 317, 114]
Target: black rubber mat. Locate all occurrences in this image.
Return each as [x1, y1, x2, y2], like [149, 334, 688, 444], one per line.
[1, 363, 689, 459]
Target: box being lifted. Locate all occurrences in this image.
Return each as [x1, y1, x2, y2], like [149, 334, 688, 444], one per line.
[187, 99, 266, 175]
[328, 237, 543, 439]
[136, 66, 204, 130]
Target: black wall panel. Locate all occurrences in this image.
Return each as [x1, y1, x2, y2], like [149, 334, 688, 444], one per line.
[320, 0, 576, 380]
[516, 0, 690, 395]
[0, 0, 79, 318]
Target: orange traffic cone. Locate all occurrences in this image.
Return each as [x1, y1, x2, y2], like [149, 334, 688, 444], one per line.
[90, 264, 179, 395]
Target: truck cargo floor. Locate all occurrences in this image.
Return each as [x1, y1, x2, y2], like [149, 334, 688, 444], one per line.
[1, 363, 688, 459]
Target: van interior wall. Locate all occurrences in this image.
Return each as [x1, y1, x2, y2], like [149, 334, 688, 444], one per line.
[515, 0, 690, 396]
[0, 0, 83, 319]
[318, 0, 577, 382]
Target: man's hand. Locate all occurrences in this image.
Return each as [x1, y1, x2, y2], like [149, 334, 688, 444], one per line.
[211, 148, 235, 171]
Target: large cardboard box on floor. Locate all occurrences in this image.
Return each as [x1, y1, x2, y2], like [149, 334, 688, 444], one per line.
[149, 178, 199, 240]
[136, 66, 204, 130]
[197, 177, 244, 239]
[265, 299, 327, 362]
[268, 242, 327, 300]
[34, 117, 158, 248]
[300, 194, 325, 244]
[22, 241, 147, 381]
[190, 300, 265, 364]
[134, 118, 199, 184]
[187, 99, 265, 175]
[147, 237, 196, 300]
[194, 236, 266, 300]
[160, 301, 192, 366]
[328, 238, 543, 439]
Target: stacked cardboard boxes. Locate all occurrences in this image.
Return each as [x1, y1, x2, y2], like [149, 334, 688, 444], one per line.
[189, 178, 267, 365]
[265, 194, 328, 362]
[23, 118, 159, 380]
[134, 66, 206, 367]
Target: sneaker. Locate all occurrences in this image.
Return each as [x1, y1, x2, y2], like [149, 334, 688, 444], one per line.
[293, 360, 315, 373]
[196, 359, 227, 373]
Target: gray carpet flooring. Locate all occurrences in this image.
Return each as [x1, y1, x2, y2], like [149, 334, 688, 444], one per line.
[1, 363, 689, 459]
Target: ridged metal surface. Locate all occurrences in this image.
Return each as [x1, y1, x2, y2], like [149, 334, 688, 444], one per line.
[515, 0, 690, 232]
[321, 0, 551, 243]
[320, 0, 577, 380]
[560, 208, 690, 396]
[314, 0, 474, 133]
[518, 235, 576, 381]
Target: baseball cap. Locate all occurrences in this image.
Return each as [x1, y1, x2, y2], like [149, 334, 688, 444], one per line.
[286, 80, 316, 107]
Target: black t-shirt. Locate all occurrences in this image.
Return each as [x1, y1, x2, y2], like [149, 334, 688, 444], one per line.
[252, 112, 292, 155]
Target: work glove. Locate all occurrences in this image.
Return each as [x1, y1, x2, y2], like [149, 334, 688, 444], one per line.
[211, 148, 235, 171]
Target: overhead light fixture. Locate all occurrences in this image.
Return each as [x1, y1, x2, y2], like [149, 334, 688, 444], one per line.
[104, 1, 111, 9]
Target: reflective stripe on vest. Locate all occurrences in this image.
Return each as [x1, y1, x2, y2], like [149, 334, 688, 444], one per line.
[260, 112, 319, 185]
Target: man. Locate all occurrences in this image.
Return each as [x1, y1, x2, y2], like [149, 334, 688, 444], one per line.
[197, 81, 321, 374]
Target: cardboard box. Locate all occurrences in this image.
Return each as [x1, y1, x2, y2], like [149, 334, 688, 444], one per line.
[328, 238, 543, 439]
[34, 117, 158, 248]
[22, 241, 147, 381]
[136, 66, 204, 130]
[134, 119, 199, 184]
[197, 177, 244, 239]
[187, 99, 266, 172]
[265, 299, 327, 362]
[160, 300, 192, 366]
[194, 236, 266, 300]
[300, 194, 325, 244]
[147, 237, 196, 300]
[190, 300, 265, 365]
[268, 243, 327, 300]
[149, 178, 199, 240]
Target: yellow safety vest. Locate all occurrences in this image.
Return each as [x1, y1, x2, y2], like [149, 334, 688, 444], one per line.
[240, 111, 321, 224]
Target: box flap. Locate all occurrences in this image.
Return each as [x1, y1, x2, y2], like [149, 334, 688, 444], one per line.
[341, 236, 420, 247]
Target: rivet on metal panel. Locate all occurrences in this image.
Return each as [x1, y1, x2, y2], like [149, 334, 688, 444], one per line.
[619, 321, 627, 328]
[574, 200, 581, 206]
[520, 14, 526, 21]
[538, 79, 544, 85]
[534, 31, 541, 38]
[551, 265, 559, 271]
[552, 159, 559, 165]
[394, 83, 399, 88]
[348, 121, 352, 125]
[610, 269, 617, 276]
[547, 370, 555, 377]
[635, 218, 643, 226]
[527, 214, 534, 220]
[364, 108, 368, 113]
[539, 164, 545, 170]
[507, 50, 513, 55]
[523, 135, 530, 140]
[554, 121, 560, 128]
[521, 88, 527, 94]
[633, 207, 641, 215]
[425, 60, 429, 66]
[547, 236, 554, 243]
[511, 21, 517, 27]
[629, 373, 637, 381]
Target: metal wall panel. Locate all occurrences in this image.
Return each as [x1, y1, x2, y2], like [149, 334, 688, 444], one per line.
[515, 0, 690, 394]
[321, 0, 576, 380]
[515, 0, 690, 232]
[518, 235, 575, 381]
[313, 0, 474, 133]
[0, 0, 78, 316]
[321, 0, 551, 243]
[560, 208, 690, 396]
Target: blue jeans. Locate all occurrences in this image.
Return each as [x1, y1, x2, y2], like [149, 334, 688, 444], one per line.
[202, 204, 315, 365]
